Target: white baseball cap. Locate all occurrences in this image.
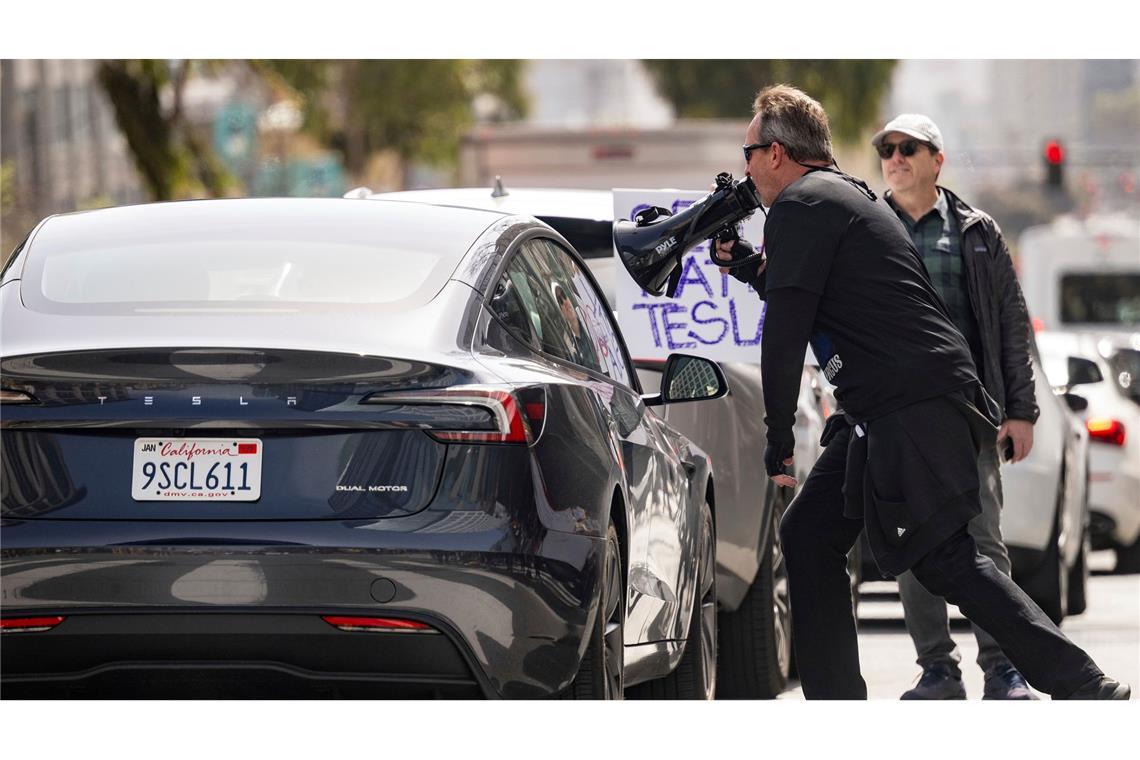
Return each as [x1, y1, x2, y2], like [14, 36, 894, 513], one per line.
[871, 114, 944, 152]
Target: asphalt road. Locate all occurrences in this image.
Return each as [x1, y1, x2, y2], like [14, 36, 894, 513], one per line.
[778, 551, 1140, 700]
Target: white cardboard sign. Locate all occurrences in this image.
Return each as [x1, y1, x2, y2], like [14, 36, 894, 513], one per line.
[612, 188, 767, 363]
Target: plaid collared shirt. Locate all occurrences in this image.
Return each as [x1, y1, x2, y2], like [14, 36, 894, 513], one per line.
[889, 190, 984, 370]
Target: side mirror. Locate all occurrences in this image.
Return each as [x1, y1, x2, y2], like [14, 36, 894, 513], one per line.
[1066, 356, 1103, 388]
[1061, 392, 1089, 413]
[643, 354, 729, 407]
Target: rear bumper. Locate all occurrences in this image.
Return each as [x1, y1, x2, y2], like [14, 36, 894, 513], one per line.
[1, 520, 604, 699]
[1, 611, 483, 698]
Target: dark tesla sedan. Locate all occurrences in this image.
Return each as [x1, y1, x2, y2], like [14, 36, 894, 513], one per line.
[0, 198, 725, 699]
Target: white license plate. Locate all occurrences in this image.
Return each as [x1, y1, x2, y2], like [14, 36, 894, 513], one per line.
[131, 438, 263, 501]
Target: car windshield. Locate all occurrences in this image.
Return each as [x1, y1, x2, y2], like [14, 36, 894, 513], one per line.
[1059, 273, 1140, 326]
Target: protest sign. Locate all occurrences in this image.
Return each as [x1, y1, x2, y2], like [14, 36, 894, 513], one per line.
[612, 188, 767, 363]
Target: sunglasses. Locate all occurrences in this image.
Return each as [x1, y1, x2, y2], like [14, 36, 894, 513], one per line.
[876, 139, 932, 160]
[743, 142, 774, 161]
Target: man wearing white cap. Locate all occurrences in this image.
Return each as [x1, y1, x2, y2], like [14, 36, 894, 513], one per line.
[872, 114, 1039, 699]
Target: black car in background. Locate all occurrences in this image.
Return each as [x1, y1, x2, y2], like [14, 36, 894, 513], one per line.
[0, 198, 724, 699]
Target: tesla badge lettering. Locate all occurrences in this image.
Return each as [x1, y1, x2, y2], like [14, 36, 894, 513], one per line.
[98, 396, 107, 405]
[287, 397, 297, 406]
[239, 396, 249, 406]
[144, 396, 154, 406]
[192, 396, 202, 406]
[655, 236, 677, 255]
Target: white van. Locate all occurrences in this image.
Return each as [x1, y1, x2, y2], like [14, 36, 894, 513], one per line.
[1018, 214, 1139, 333]
[1019, 214, 1140, 572]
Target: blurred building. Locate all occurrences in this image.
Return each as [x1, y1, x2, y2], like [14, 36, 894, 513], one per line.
[455, 60, 891, 193]
[990, 60, 1138, 149]
[458, 119, 748, 190]
[522, 60, 674, 129]
[1, 60, 144, 253]
[883, 59, 1140, 206]
[411, 60, 676, 189]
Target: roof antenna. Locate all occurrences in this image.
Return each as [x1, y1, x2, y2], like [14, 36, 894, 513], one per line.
[491, 176, 509, 198]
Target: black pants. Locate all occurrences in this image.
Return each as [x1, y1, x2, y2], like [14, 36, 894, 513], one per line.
[779, 425, 1104, 699]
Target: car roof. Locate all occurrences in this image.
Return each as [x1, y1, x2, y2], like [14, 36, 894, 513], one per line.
[369, 187, 615, 222]
[28, 197, 506, 256]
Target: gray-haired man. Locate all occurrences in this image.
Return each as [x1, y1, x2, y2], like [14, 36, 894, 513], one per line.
[713, 84, 1128, 700]
[873, 113, 1038, 699]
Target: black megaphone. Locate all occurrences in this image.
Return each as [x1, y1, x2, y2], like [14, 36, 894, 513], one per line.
[611, 173, 764, 298]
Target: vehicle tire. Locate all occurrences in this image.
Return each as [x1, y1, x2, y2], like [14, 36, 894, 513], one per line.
[1066, 525, 1090, 616]
[1114, 535, 1140, 574]
[626, 500, 716, 699]
[715, 491, 791, 699]
[559, 519, 624, 699]
[1017, 490, 1068, 625]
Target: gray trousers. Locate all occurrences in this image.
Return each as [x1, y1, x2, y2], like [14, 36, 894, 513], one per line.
[897, 444, 1013, 677]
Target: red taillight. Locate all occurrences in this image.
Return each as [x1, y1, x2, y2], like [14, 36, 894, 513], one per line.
[363, 385, 543, 445]
[428, 389, 529, 444]
[1031, 317, 1045, 333]
[321, 616, 436, 633]
[1, 616, 65, 633]
[516, 386, 547, 441]
[1087, 418, 1126, 446]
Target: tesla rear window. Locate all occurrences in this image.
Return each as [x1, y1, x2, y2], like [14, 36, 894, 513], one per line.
[1059, 273, 1140, 325]
[19, 200, 497, 315]
[38, 242, 442, 307]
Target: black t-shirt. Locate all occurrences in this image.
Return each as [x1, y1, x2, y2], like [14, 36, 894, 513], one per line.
[761, 169, 978, 433]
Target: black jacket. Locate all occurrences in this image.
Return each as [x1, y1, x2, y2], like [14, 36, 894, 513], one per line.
[886, 187, 1039, 424]
[824, 383, 1001, 575]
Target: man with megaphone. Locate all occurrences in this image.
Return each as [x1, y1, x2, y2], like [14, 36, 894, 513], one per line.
[616, 83, 1128, 700]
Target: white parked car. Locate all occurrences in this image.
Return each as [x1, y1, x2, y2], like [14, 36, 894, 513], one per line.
[1036, 329, 1140, 573]
[361, 184, 828, 698]
[1017, 215, 1140, 573]
[1002, 341, 1094, 622]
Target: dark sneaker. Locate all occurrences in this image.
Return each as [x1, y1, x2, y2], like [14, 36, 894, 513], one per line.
[1061, 676, 1132, 700]
[900, 665, 967, 700]
[983, 665, 1039, 700]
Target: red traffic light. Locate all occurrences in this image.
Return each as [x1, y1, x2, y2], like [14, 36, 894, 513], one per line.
[1044, 140, 1065, 165]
